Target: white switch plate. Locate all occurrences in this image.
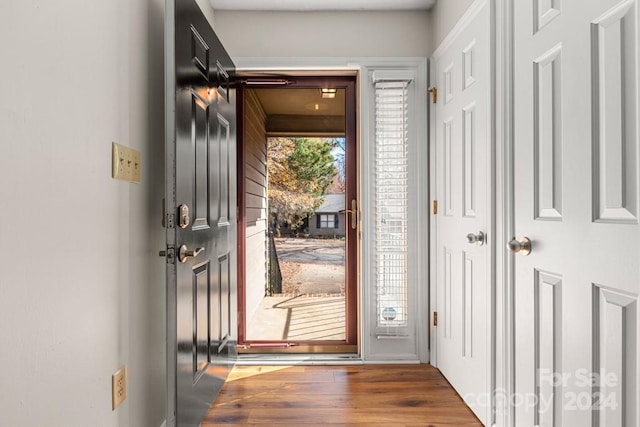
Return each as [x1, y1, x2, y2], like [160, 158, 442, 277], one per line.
[112, 143, 141, 183]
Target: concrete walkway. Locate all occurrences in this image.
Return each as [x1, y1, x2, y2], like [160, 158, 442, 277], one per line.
[246, 238, 346, 341]
[246, 295, 345, 341]
[277, 237, 346, 294]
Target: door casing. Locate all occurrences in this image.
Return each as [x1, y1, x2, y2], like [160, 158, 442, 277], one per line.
[236, 76, 358, 352]
[232, 59, 430, 362]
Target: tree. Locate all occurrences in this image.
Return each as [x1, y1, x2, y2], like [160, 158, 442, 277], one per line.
[268, 137, 338, 233]
[327, 137, 346, 193]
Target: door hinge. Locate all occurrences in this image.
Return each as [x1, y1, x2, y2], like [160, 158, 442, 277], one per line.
[433, 312, 438, 327]
[432, 200, 438, 215]
[428, 86, 438, 104]
[165, 245, 176, 264]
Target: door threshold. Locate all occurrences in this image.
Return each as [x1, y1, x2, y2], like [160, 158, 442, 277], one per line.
[236, 353, 363, 365]
[238, 343, 357, 354]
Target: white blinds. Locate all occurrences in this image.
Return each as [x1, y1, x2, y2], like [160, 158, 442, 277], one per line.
[374, 80, 410, 330]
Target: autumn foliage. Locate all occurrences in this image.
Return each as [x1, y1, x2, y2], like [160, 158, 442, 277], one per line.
[268, 137, 339, 232]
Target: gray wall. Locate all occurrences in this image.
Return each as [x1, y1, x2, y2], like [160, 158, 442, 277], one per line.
[0, 1, 475, 424]
[243, 90, 269, 324]
[430, 0, 475, 49]
[214, 10, 433, 58]
[0, 0, 167, 425]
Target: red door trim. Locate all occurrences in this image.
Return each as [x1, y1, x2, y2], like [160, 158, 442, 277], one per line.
[236, 76, 358, 348]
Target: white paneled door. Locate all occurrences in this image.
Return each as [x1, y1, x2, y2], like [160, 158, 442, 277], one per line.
[513, 0, 640, 425]
[433, 1, 491, 424]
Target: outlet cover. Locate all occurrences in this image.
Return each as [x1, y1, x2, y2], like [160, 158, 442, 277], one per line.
[112, 365, 127, 410]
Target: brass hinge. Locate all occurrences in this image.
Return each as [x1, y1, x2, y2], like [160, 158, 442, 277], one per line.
[428, 86, 438, 104]
[433, 312, 438, 327]
[432, 200, 438, 215]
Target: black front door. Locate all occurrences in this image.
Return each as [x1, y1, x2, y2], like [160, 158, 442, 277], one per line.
[165, 0, 237, 424]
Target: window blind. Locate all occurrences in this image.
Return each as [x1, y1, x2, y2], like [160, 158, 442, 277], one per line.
[374, 79, 410, 329]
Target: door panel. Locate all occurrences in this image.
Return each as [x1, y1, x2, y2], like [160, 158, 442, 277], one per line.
[513, 0, 639, 425]
[165, 0, 237, 424]
[434, 2, 490, 424]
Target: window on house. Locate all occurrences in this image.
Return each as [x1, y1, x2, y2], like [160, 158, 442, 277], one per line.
[318, 214, 337, 229]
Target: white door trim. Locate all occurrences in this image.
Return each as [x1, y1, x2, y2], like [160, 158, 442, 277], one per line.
[493, 0, 515, 426]
[431, 0, 490, 61]
[359, 59, 429, 363]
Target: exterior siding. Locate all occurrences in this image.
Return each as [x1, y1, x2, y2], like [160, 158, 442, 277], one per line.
[244, 89, 269, 323]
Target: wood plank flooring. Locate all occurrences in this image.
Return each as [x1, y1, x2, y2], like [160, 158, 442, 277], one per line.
[204, 364, 482, 426]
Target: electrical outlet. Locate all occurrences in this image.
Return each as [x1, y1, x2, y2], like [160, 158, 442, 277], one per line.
[112, 142, 141, 183]
[112, 365, 127, 410]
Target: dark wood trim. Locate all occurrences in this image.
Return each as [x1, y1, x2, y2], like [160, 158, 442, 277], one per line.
[236, 75, 359, 349]
[236, 87, 247, 344]
[344, 78, 358, 345]
[238, 344, 358, 354]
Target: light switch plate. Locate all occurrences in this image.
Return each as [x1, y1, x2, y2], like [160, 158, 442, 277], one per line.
[131, 149, 141, 183]
[112, 142, 141, 183]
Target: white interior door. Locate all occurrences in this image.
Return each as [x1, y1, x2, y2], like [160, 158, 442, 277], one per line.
[512, 0, 640, 425]
[433, 2, 491, 424]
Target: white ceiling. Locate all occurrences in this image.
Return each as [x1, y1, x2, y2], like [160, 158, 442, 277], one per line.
[210, 0, 436, 11]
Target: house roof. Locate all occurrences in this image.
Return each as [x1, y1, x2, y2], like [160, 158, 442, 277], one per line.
[316, 194, 345, 213]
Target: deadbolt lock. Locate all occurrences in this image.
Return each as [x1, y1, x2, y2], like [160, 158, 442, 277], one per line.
[178, 204, 190, 229]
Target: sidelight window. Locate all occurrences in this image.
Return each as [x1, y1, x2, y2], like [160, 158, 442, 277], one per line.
[373, 78, 410, 329]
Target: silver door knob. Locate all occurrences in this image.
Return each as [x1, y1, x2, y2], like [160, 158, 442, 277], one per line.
[466, 231, 485, 245]
[507, 236, 531, 256]
[178, 245, 204, 263]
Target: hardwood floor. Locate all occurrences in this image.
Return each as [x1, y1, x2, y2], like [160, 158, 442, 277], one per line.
[204, 364, 482, 426]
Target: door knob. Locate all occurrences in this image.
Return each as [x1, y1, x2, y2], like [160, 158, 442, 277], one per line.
[507, 236, 531, 256]
[178, 245, 204, 263]
[466, 231, 485, 245]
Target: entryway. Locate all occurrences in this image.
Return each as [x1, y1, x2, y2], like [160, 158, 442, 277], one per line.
[237, 77, 358, 353]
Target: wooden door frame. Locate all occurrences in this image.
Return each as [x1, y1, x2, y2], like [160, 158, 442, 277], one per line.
[236, 76, 358, 350]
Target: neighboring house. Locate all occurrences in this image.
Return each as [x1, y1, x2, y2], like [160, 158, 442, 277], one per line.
[308, 194, 346, 238]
